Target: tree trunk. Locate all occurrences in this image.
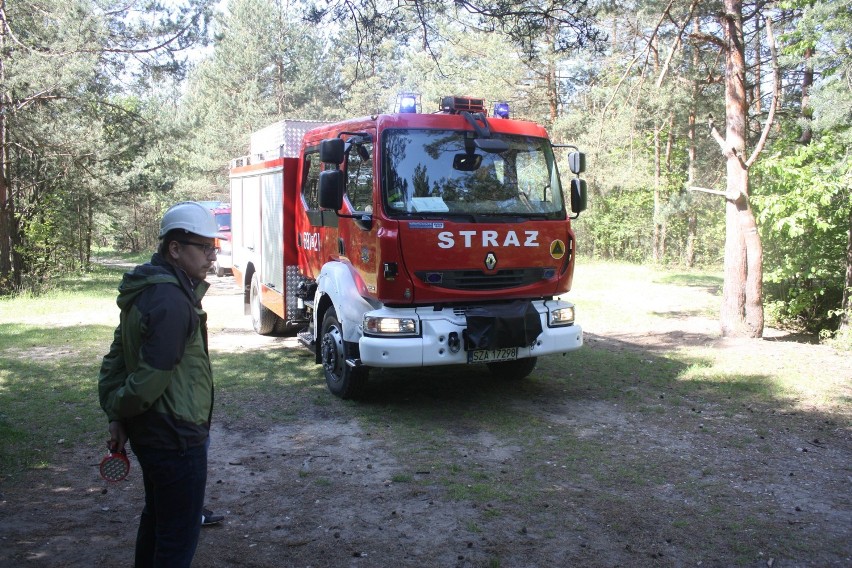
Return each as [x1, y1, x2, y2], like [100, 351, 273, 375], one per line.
[653, 123, 662, 262]
[685, 14, 700, 269]
[0, 2, 11, 288]
[798, 46, 813, 145]
[719, 0, 764, 338]
[546, 21, 558, 122]
[85, 192, 93, 270]
[840, 205, 852, 332]
[753, 21, 761, 115]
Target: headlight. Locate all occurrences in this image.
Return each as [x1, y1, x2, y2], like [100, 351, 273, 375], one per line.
[363, 315, 419, 336]
[548, 305, 575, 327]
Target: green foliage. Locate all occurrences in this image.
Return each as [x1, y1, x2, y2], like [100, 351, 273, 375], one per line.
[177, 0, 340, 194]
[751, 132, 850, 334]
[0, 0, 217, 293]
[2, 0, 849, 342]
[575, 189, 654, 262]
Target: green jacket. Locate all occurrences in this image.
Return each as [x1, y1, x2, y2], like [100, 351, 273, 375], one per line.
[98, 253, 213, 451]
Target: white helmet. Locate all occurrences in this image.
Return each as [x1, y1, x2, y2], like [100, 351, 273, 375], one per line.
[158, 201, 219, 238]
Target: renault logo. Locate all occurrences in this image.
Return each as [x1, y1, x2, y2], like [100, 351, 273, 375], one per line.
[484, 252, 497, 270]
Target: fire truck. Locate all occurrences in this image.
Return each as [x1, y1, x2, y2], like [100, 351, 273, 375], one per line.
[229, 95, 587, 398]
[210, 204, 232, 277]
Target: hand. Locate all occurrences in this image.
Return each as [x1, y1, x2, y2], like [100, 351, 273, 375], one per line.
[107, 421, 127, 454]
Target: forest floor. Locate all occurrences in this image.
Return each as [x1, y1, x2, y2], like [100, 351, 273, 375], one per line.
[1, 266, 850, 568]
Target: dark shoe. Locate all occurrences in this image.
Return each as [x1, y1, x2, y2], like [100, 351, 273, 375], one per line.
[201, 507, 224, 526]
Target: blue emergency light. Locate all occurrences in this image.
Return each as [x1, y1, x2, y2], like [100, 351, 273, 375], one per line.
[397, 93, 420, 113]
[493, 101, 510, 118]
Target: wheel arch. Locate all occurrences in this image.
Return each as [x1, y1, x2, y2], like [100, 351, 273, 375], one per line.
[313, 293, 335, 364]
[315, 261, 377, 344]
[241, 262, 257, 316]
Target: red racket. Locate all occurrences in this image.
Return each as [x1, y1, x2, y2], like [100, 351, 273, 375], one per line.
[100, 449, 130, 482]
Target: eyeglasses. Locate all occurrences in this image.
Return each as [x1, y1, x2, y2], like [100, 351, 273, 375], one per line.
[178, 241, 217, 255]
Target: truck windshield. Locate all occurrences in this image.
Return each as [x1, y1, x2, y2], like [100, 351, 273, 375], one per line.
[383, 129, 565, 219]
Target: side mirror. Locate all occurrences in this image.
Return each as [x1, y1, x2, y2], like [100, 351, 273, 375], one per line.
[320, 138, 345, 165]
[319, 170, 344, 210]
[570, 178, 587, 214]
[568, 152, 586, 174]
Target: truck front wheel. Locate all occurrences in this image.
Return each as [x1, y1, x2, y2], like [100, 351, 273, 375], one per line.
[320, 307, 368, 399]
[487, 357, 538, 380]
[250, 273, 277, 335]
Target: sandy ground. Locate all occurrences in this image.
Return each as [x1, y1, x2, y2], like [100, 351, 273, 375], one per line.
[1, 270, 850, 568]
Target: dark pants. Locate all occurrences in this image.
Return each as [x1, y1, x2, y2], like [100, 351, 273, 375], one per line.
[132, 443, 207, 568]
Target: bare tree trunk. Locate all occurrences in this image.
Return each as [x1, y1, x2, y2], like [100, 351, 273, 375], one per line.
[753, 22, 761, 115]
[653, 124, 662, 262]
[0, 111, 9, 286]
[546, 21, 558, 122]
[0, 1, 11, 287]
[685, 15, 700, 269]
[718, 0, 764, 338]
[85, 192, 93, 270]
[686, 211, 697, 267]
[841, 205, 852, 332]
[798, 46, 813, 145]
[662, 113, 674, 261]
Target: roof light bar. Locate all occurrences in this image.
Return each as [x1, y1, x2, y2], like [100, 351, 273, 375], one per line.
[439, 96, 487, 115]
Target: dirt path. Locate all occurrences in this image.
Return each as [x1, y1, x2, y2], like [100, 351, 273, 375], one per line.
[1, 272, 849, 567]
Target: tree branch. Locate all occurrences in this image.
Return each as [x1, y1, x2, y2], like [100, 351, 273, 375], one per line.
[690, 31, 726, 49]
[655, 0, 699, 88]
[689, 185, 746, 202]
[602, 0, 675, 116]
[745, 14, 780, 168]
[688, 186, 727, 197]
[708, 113, 747, 170]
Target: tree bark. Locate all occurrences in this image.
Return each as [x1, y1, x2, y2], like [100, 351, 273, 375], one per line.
[685, 14, 700, 269]
[719, 0, 764, 338]
[653, 124, 662, 262]
[546, 20, 558, 122]
[841, 205, 852, 332]
[798, 46, 813, 145]
[0, 1, 11, 287]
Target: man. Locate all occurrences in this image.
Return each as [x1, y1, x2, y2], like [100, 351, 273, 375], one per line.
[98, 201, 220, 567]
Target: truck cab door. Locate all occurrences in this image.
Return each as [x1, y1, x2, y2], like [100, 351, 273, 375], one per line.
[298, 147, 338, 279]
[339, 134, 377, 295]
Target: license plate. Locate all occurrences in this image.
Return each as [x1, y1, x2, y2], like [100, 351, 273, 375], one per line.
[468, 347, 518, 363]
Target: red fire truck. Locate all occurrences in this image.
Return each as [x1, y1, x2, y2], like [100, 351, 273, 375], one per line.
[229, 95, 587, 398]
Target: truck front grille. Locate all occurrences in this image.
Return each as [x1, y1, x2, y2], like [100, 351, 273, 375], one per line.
[414, 268, 547, 291]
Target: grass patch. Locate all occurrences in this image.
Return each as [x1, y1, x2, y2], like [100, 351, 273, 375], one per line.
[655, 272, 723, 289]
[0, 323, 112, 473]
[2, 259, 850, 566]
[0, 261, 133, 475]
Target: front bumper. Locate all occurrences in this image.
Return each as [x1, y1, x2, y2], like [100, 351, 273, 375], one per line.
[357, 301, 583, 368]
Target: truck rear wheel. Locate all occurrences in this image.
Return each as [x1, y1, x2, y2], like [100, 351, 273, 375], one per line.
[487, 357, 538, 380]
[320, 307, 368, 399]
[250, 273, 277, 335]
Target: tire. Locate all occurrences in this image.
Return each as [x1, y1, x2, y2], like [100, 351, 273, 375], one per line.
[250, 273, 277, 335]
[320, 307, 368, 399]
[487, 357, 538, 380]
